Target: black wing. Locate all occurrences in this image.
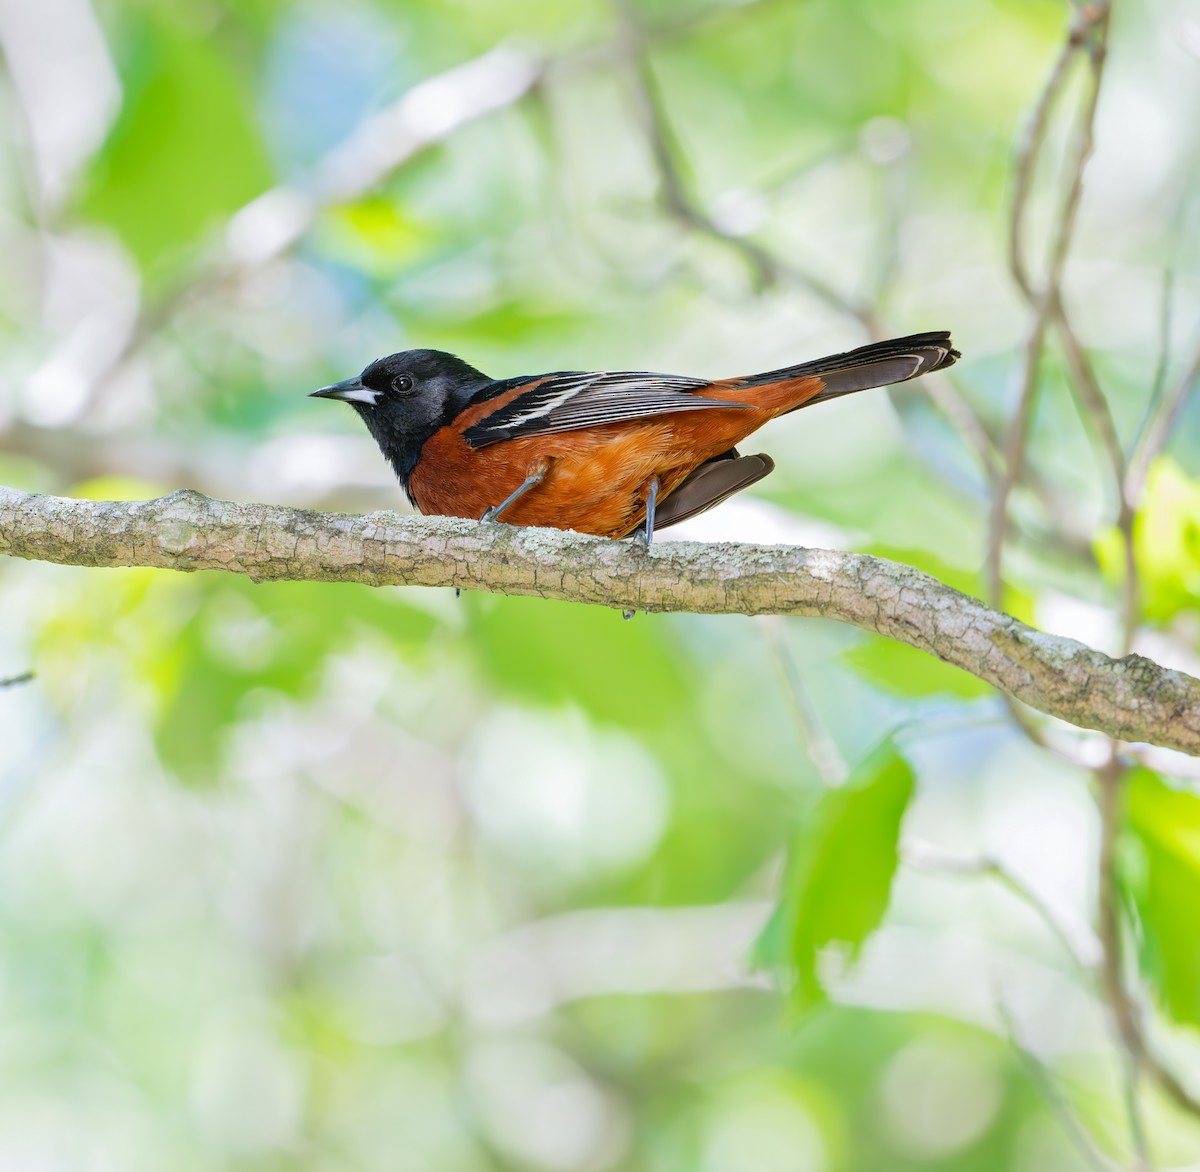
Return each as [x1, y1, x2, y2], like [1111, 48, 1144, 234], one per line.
[463, 370, 751, 448]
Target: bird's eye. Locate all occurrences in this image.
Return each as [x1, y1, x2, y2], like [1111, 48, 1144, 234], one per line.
[391, 373, 414, 395]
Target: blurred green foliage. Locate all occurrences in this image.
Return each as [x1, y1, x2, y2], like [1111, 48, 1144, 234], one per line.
[1123, 768, 1200, 1029]
[1, 0, 1199, 1168]
[80, 7, 273, 275]
[757, 742, 913, 1008]
[1098, 460, 1200, 624]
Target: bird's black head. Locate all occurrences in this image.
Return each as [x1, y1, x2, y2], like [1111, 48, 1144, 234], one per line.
[310, 349, 491, 486]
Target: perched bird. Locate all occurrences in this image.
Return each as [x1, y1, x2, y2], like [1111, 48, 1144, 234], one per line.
[310, 331, 958, 541]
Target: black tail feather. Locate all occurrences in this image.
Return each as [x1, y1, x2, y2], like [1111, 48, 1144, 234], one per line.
[738, 330, 959, 409]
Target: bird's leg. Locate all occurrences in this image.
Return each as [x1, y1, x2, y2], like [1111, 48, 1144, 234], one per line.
[481, 459, 551, 523]
[634, 476, 660, 547]
[623, 476, 661, 620]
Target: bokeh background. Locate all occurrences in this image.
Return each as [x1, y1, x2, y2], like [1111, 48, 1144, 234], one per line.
[1, 0, 1200, 1168]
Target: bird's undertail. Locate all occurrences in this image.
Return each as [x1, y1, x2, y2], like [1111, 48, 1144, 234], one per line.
[653, 450, 775, 532]
[736, 330, 959, 412]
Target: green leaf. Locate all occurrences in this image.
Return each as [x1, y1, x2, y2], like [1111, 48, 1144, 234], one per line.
[78, 11, 273, 274]
[756, 742, 914, 1009]
[1122, 767, 1200, 1028]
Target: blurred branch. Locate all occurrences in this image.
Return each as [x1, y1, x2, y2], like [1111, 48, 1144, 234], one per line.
[999, 2, 1200, 1140]
[613, 0, 868, 319]
[1127, 335, 1200, 502]
[1007, 30, 1078, 302]
[903, 839, 1101, 973]
[989, 1, 1113, 607]
[225, 46, 543, 267]
[70, 4, 791, 417]
[1095, 756, 1156, 1167]
[611, 0, 1003, 486]
[4, 485, 1200, 756]
[76, 45, 546, 413]
[995, 995, 1127, 1172]
[761, 616, 849, 787]
[1142, 270, 1176, 443]
[0, 671, 33, 689]
[908, 831, 1153, 1163]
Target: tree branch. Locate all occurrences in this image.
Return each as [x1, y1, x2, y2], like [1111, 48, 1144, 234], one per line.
[2, 485, 1199, 756]
[989, 1, 1113, 607]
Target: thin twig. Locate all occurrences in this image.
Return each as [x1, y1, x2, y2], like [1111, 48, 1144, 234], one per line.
[1127, 334, 1200, 502]
[1130, 270, 1176, 458]
[989, 3, 1113, 608]
[0, 671, 34, 689]
[995, 995, 1126, 1172]
[761, 617, 849, 787]
[1052, 300, 1126, 487]
[1039, 8, 1136, 653]
[614, 0, 869, 318]
[1095, 754, 1156, 1166]
[987, 302, 1056, 605]
[903, 839, 1100, 974]
[1049, 299, 1139, 652]
[613, 0, 1009, 504]
[1008, 35, 1080, 301]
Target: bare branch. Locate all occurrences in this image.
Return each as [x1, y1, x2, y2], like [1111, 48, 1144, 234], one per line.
[1129, 270, 1177, 468]
[989, 3, 1113, 608]
[915, 373, 1004, 485]
[761, 616, 849, 787]
[613, 0, 868, 319]
[903, 838, 1101, 973]
[0, 671, 33, 689]
[613, 0, 1009, 515]
[1127, 335, 1200, 502]
[72, 46, 545, 413]
[2, 485, 1199, 756]
[1008, 34, 1079, 302]
[995, 996, 1127, 1172]
[1049, 299, 1139, 653]
[987, 309, 1055, 605]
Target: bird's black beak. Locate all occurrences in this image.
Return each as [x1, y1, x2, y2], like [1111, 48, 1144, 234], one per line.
[309, 377, 379, 405]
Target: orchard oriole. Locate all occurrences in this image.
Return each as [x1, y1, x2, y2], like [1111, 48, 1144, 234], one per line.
[310, 331, 958, 540]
